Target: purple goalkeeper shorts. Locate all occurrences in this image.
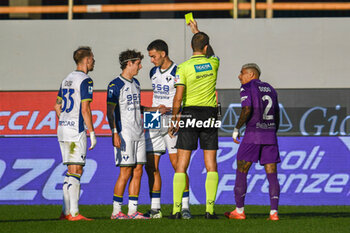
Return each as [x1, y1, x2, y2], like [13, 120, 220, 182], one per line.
[236, 143, 281, 165]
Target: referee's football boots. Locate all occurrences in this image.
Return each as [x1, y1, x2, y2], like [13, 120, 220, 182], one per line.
[204, 212, 219, 219]
[168, 212, 181, 219]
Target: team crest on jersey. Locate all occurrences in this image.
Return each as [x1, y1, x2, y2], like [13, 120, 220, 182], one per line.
[166, 76, 172, 82]
[88, 86, 93, 94]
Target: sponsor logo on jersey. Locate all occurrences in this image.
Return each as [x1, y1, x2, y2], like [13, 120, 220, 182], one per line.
[59, 120, 76, 126]
[166, 76, 172, 82]
[196, 73, 213, 79]
[123, 155, 129, 161]
[240, 88, 245, 92]
[124, 87, 129, 92]
[194, 63, 212, 73]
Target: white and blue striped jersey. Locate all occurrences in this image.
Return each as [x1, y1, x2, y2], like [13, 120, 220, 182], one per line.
[150, 62, 177, 108]
[57, 71, 93, 142]
[107, 75, 144, 140]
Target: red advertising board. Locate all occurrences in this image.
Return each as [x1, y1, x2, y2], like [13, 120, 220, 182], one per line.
[0, 91, 153, 136]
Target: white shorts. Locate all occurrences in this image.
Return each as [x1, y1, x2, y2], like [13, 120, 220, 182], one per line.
[59, 132, 87, 166]
[145, 128, 177, 156]
[114, 135, 146, 167]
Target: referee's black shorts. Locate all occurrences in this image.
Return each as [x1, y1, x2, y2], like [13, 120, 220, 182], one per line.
[175, 106, 218, 151]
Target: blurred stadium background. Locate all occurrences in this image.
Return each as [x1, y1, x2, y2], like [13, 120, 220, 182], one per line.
[0, 1, 349, 229]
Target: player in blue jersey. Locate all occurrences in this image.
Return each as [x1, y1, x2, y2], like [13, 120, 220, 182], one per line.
[107, 49, 153, 219]
[225, 63, 281, 221]
[144, 40, 191, 219]
[54, 46, 97, 221]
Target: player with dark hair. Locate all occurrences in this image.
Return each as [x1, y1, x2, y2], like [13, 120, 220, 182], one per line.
[225, 63, 281, 221]
[147, 39, 169, 56]
[107, 49, 150, 219]
[144, 39, 191, 219]
[169, 20, 220, 219]
[118, 50, 144, 70]
[54, 46, 96, 221]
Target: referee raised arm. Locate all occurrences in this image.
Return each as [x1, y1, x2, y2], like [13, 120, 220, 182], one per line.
[169, 19, 220, 219]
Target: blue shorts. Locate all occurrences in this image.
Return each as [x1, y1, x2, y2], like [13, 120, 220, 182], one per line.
[236, 143, 281, 165]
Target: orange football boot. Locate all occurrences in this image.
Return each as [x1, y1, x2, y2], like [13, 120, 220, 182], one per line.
[267, 212, 279, 221]
[224, 209, 246, 220]
[68, 214, 93, 221]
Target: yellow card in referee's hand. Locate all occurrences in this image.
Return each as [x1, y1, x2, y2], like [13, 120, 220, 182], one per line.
[185, 12, 194, 25]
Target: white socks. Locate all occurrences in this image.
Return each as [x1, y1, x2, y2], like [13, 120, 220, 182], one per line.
[182, 196, 189, 210]
[112, 201, 123, 215]
[128, 198, 138, 215]
[62, 174, 70, 216]
[236, 207, 244, 214]
[270, 210, 278, 215]
[151, 197, 161, 211]
[68, 173, 81, 217]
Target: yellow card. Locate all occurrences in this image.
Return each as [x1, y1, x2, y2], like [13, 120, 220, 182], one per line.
[185, 12, 194, 25]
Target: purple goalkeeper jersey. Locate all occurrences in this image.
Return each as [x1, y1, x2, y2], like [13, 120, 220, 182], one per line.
[240, 79, 279, 144]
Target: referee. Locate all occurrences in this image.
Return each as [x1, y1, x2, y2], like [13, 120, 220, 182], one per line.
[169, 19, 220, 219]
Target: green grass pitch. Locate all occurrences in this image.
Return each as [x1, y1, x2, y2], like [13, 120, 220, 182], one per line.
[0, 205, 349, 233]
